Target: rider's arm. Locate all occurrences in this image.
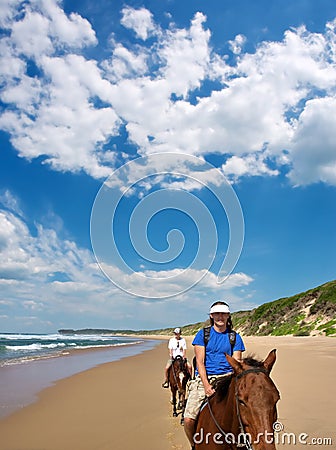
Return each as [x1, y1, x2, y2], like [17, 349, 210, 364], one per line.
[194, 344, 215, 397]
[182, 339, 187, 358]
[168, 339, 174, 359]
[233, 350, 242, 361]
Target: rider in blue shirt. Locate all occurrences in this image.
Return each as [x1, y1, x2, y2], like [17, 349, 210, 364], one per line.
[184, 301, 245, 449]
[193, 325, 245, 375]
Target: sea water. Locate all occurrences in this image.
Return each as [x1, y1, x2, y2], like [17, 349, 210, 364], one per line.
[0, 332, 146, 366]
[0, 333, 161, 418]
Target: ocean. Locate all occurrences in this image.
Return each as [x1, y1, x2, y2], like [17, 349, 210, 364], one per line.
[0, 333, 161, 418]
[0, 332, 145, 367]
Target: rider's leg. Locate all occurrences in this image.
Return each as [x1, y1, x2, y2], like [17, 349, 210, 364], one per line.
[184, 417, 197, 447]
[183, 377, 204, 447]
[164, 365, 169, 381]
[162, 360, 171, 387]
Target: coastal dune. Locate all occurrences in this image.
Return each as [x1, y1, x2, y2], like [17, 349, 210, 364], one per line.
[0, 335, 335, 450]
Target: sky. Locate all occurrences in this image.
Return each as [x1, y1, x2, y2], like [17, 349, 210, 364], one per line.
[0, 0, 335, 333]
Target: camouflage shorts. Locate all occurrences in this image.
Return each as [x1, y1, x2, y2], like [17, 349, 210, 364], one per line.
[183, 374, 232, 420]
[183, 377, 206, 420]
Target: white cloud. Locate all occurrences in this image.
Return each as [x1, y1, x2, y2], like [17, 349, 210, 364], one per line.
[228, 34, 246, 54]
[288, 97, 336, 185]
[98, 264, 253, 299]
[0, 52, 120, 177]
[0, 189, 24, 217]
[102, 42, 149, 81]
[42, 0, 97, 48]
[0, 0, 19, 27]
[221, 153, 279, 181]
[11, 9, 52, 58]
[0, 192, 253, 330]
[1, 2, 336, 185]
[0, 0, 117, 178]
[158, 12, 210, 97]
[120, 6, 156, 40]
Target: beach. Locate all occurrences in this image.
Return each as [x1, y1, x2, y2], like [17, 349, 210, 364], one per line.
[0, 335, 335, 450]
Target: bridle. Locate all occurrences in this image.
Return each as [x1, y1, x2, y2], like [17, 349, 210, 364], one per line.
[206, 367, 269, 450]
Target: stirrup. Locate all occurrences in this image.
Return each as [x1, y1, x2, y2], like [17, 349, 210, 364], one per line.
[162, 381, 169, 388]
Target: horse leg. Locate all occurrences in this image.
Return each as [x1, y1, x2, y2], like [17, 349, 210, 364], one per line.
[180, 393, 186, 425]
[172, 387, 178, 417]
[177, 390, 182, 410]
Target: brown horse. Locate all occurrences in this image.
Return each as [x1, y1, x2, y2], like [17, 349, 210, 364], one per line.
[194, 350, 280, 450]
[169, 355, 191, 424]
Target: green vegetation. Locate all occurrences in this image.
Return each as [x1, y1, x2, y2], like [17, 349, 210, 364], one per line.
[316, 319, 336, 336]
[231, 280, 336, 337]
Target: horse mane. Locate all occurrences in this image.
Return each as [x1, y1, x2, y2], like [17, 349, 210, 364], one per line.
[214, 354, 265, 401]
[214, 374, 233, 401]
[242, 353, 264, 367]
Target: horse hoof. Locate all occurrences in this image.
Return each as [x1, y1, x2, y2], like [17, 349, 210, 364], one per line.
[173, 412, 178, 417]
[180, 419, 184, 425]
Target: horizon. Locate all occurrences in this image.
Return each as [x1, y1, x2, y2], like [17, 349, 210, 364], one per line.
[1, 0, 336, 333]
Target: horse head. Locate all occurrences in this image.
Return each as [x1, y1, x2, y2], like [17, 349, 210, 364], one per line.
[226, 350, 280, 450]
[173, 355, 184, 371]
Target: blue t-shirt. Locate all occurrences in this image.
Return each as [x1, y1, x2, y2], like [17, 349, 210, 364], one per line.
[192, 327, 245, 375]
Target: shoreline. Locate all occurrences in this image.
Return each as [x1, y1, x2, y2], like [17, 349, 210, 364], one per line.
[0, 335, 335, 450]
[0, 338, 162, 420]
[0, 341, 185, 450]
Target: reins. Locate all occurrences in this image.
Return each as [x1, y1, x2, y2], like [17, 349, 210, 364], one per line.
[206, 367, 269, 450]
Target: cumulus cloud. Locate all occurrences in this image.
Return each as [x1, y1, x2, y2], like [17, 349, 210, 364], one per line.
[120, 6, 156, 40]
[0, 0, 119, 178]
[0, 191, 253, 328]
[228, 34, 246, 54]
[0, 192, 119, 327]
[97, 264, 253, 300]
[102, 41, 149, 81]
[221, 153, 279, 181]
[288, 97, 336, 185]
[1, 2, 336, 185]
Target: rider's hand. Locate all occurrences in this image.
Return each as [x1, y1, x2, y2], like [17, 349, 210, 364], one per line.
[204, 383, 215, 397]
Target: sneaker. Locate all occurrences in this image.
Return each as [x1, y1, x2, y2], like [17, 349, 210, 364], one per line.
[162, 381, 169, 388]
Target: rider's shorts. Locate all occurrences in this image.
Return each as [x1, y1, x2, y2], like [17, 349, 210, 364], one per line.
[184, 373, 232, 420]
[166, 357, 190, 367]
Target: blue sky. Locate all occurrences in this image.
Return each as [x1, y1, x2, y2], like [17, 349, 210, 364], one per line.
[0, 0, 335, 333]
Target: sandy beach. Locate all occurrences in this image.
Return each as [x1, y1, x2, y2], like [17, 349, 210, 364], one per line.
[0, 335, 335, 450]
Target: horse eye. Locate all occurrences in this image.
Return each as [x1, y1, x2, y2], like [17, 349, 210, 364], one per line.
[238, 399, 246, 406]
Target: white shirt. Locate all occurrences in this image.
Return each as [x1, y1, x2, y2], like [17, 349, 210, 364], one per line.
[168, 337, 187, 359]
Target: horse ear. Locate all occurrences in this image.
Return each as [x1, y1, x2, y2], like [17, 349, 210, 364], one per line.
[225, 353, 244, 375]
[263, 349, 277, 373]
